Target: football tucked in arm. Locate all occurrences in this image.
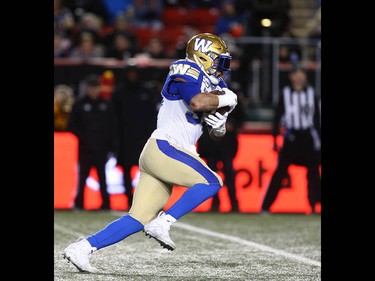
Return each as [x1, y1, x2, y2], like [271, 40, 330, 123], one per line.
[209, 89, 231, 115]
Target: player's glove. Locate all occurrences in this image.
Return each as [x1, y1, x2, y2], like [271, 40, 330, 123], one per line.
[216, 87, 238, 113]
[204, 111, 228, 137]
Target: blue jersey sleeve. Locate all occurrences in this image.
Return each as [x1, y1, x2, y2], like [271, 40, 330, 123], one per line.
[161, 59, 204, 105]
[168, 81, 201, 105]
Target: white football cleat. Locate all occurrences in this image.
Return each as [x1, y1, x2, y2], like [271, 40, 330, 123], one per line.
[144, 211, 176, 251]
[62, 237, 100, 273]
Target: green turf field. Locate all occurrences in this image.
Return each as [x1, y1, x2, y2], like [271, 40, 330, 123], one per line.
[54, 210, 321, 280]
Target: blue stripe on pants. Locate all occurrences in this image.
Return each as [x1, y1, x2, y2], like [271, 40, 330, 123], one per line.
[156, 139, 221, 219]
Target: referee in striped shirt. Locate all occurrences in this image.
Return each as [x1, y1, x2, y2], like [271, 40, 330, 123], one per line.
[261, 66, 321, 214]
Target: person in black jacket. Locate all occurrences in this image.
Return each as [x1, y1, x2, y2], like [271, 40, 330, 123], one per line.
[111, 66, 158, 210]
[261, 66, 321, 214]
[68, 74, 118, 210]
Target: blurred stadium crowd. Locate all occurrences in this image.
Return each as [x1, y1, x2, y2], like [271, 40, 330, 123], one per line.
[55, 0, 321, 61]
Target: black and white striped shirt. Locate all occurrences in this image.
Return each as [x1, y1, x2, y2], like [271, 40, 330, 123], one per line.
[273, 84, 321, 149]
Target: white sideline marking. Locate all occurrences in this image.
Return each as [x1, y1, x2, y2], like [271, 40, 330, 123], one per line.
[176, 222, 321, 267]
[110, 211, 320, 267]
[54, 223, 83, 237]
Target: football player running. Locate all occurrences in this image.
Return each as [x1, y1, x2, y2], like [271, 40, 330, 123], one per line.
[63, 33, 238, 273]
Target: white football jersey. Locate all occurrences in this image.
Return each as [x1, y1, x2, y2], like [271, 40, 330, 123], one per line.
[150, 59, 217, 155]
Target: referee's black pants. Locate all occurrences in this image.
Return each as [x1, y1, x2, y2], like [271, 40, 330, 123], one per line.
[261, 133, 321, 212]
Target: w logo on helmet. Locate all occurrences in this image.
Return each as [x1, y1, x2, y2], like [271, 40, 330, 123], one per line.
[194, 38, 213, 53]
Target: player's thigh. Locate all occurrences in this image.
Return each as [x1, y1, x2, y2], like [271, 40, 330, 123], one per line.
[140, 139, 223, 187]
[128, 172, 173, 225]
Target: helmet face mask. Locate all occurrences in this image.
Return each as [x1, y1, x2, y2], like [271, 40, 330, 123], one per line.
[186, 33, 232, 84]
[207, 52, 231, 80]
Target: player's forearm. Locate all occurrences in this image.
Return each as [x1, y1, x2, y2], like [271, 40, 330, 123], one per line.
[190, 93, 219, 112]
